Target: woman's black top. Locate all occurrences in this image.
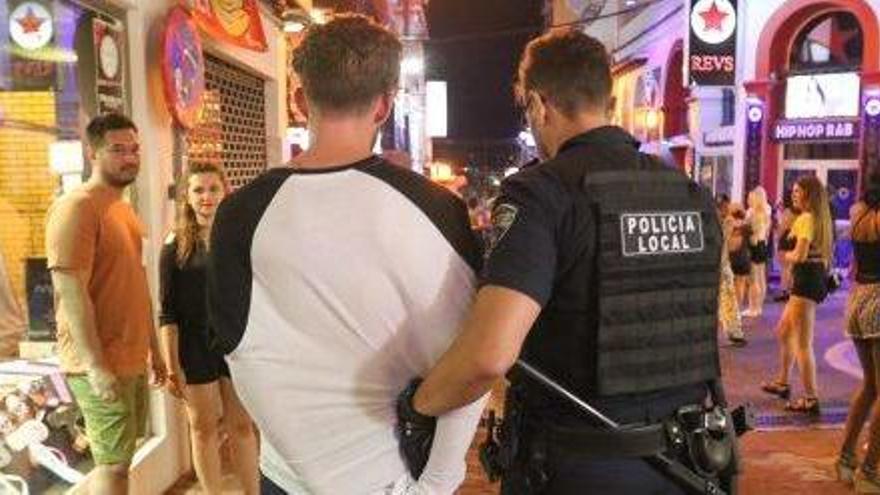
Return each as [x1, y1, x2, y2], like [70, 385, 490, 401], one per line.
[159, 236, 229, 385]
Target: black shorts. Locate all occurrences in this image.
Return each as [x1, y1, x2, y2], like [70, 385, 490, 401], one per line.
[730, 247, 751, 276]
[750, 241, 769, 264]
[792, 262, 828, 304]
[179, 326, 230, 385]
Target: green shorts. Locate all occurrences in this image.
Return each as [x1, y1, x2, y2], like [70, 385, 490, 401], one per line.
[66, 374, 148, 465]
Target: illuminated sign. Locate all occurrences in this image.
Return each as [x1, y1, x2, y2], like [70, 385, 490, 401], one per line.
[688, 0, 737, 86]
[785, 73, 860, 119]
[9, 2, 53, 51]
[161, 7, 206, 129]
[771, 119, 859, 143]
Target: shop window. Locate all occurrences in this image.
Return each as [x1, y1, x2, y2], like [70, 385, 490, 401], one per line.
[721, 88, 735, 126]
[789, 11, 863, 72]
[697, 155, 732, 198]
[0, 1, 134, 491]
[783, 142, 859, 160]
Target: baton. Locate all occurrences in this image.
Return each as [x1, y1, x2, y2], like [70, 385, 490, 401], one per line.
[514, 359, 727, 495]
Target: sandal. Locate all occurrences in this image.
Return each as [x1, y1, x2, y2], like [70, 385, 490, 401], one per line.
[760, 380, 791, 400]
[856, 466, 880, 493]
[836, 451, 858, 484]
[785, 396, 820, 415]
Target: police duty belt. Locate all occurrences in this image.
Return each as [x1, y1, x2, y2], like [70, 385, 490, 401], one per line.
[514, 360, 731, 495]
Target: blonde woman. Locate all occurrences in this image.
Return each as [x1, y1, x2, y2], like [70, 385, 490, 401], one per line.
[744, 186, 772, 317]
[158, 163, 259, 494]
[761, 175, 833, 414]
[836, 169, 880, 490]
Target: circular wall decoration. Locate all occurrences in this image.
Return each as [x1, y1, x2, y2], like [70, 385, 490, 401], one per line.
[161, 7, 206, 129]
[747, 106, 764, 123]
[99, 33, 120, 80]
[690, 0, 736, 46]
[865, 97, 880, 118]
[9, 2, 53, 51]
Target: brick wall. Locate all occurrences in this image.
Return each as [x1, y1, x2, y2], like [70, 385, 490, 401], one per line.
[0, 91, 59, 319]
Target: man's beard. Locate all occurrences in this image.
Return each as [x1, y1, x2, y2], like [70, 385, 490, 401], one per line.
[101, 169, 137, 188]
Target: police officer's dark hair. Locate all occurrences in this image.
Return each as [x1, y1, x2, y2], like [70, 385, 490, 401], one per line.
[85, 113, 137, 150]
[515, 29, 612, 118]
[291, 14, 401, 115]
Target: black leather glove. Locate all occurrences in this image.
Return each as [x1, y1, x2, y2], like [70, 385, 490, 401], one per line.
[396, 377, 437, 479]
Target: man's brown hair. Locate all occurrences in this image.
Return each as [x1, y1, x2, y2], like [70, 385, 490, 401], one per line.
[85, 113, 138, 150]
[292, 14, 402, 114]
[515, 29, 612, 118]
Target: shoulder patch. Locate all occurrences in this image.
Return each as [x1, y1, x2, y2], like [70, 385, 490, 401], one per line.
[485, 203, 519, 257]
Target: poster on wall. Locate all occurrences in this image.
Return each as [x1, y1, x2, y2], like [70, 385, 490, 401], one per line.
[6, 0, 57, 90]
[192, 0, 267, 52]
[688, 0, 737, 86]
[93, 18, 126, 115]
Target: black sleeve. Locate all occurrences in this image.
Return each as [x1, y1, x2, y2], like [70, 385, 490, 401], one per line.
[158, 240, 178, 327]
[207, 168, 294, 355]
[481, 171, 568, 307]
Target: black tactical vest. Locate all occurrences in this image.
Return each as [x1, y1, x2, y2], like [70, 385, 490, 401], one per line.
[518, 151, 722, 404]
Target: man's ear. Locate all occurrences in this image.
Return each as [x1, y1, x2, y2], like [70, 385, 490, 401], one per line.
[86, 143, 98, 163]
[374, 91, 397, 125]
[530, 91, 548, 126]
[294, 87, 310, 120]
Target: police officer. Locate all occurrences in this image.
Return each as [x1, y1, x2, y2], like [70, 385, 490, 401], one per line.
[397, 29, 733, 493]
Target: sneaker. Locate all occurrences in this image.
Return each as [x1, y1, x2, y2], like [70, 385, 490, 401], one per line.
[728, 336, 748, 347]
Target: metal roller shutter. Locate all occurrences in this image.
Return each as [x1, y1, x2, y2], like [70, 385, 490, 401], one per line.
[187, 54, 268, 189]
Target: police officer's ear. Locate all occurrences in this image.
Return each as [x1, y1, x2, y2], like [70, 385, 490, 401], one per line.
[526, 90, 548, 125]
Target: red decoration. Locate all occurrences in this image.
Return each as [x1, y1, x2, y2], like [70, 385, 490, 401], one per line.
[161, 7, 206, 129]
[192, 0, 267, 52]
[699, 1, 728, 32]
[16, 7, 46, 34]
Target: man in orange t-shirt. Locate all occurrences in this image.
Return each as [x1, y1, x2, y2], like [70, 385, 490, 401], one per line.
[46, 113, 166, 494]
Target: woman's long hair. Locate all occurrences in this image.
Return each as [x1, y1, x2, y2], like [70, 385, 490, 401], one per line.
[748, 186, 771, 236]
[864, 167, 880, 209]
[175, 163, 228, 267]
[796, 175, 833, 263]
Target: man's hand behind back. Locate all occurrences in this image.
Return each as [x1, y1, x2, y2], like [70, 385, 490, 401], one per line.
[396, 378, 437, 479]
[87, 366, 119, 403]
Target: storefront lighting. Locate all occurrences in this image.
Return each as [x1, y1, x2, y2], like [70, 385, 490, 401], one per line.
[401, 55, 424, 77]
[429, 162, 453, 182]
[49, 140, 83, 175]
[426, 81, 447, 137]
[645, 108, 660, 129]
[284, 21, 306, 33]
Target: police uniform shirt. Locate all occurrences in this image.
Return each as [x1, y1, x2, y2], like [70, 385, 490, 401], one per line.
[207, 156, 487, 495]
[482, 126, 709, 421]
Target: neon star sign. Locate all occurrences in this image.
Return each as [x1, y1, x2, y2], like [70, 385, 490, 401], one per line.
[699, 2, 728, 31]
[690, 0, 736, 45]
[9, 2, 53, 50]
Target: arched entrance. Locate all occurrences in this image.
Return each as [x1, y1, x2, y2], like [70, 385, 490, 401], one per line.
[744, 0, 880, 206]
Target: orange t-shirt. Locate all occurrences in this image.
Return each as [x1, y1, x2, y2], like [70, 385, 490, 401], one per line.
[45, 185, 152, 377]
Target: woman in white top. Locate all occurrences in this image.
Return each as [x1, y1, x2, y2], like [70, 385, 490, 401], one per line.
[745, 186, 772, 317]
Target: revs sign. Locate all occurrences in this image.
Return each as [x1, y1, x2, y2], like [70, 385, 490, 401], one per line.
[620, 212, 705, 257]
[688, 0, 737, 86]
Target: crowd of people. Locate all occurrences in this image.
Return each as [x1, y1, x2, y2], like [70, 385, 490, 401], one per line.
[39, 11, 880, 495]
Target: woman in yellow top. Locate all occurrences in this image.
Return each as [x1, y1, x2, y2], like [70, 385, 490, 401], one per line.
[837, 169, 880, 490]
[761, 175, 833, 414]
